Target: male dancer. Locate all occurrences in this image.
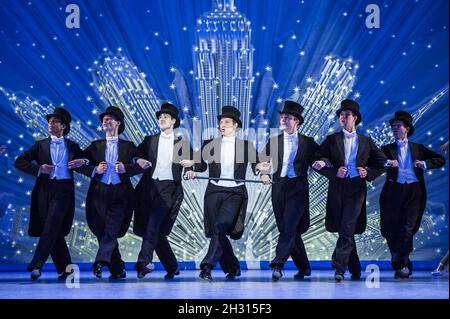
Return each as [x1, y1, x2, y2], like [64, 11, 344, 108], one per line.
[15, 108, 86, 281]
[133, 102, 194, 279]
[380, 110, 445, 279]
[78, 106, 143, 279]
[258, 100, 319, 281]
[185, 106, 257, 281]
[312, 99, 387, 281]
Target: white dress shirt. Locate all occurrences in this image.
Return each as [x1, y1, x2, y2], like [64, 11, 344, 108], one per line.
[396, 139, 420, 184]
[280, 131, 298, 178]
[343, 129, 359, 178]
[48, 135, 71, 180]
[211, 135, 243, 187]
[100, 136, 121, 185]
[152, 131, 174, 181]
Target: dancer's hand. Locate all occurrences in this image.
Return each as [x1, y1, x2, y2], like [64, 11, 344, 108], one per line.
[137, 158, 152, 169]
[336, 166, 348, 178]
[96, 161, 107, 174]
[184, 171, 195, 180]
[357, 167, 367, 179]
[260, 174, 272, 185]
[68, 159, 86, 169]
[256, 162, 271, 173]
[312, 160, 326, 171]
[39, 164, 54, 174]
[414, 160, 426, 169]
[179, 160, 195, 168]
[115, 161, 126, 174]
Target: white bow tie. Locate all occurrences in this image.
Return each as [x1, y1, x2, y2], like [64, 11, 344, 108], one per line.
[50, 136, 64, 144]
[106, 136, 118, 143]
[344, 131, 357, 139]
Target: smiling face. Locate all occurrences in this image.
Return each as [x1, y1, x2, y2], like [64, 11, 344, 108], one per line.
[339, 110, 357, 132]
[47, 116, 66, 137]
[102, 114, 121, 136]
[391, 120, 410, 140]
[219, 117, 238, 137]
[280, 113, 300, 134]
[158, 113, 176, 131]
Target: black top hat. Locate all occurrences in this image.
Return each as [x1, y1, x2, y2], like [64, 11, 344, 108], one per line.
[335, 99, 362, 125]
[217, 106, 242, 128]
[46, 107, 72, 135]
[278, 100, 305, 126]
[99, 106, 125, 134]
[389, 110, 414, 137]
[155, 102, 181, 129]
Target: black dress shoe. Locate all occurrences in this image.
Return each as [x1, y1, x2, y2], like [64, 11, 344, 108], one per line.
[164, 269, 180, 280]
[30, 268, 42, 281]
[109, 270, 127, 280]
[226, 269, 241, 280]
[93, 262, 106, 279]
[136, 263, 154, 279]
[394, 267, 410, 279]
[294, 268, 312, 280]
[272, 268, 283, 282]
[199, 266, 212, 281]
[334, 271, 344, 282]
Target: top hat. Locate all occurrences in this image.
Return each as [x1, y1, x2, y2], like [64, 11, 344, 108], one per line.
[217, 106, 242, 128]
[99, 106, 125, 134]
[335, 99, 362, 125]
[278, 100, 305, 126]
[46, 107, 72, 135]
[389, 110, 414, 137]
[155, 102, 181, 129]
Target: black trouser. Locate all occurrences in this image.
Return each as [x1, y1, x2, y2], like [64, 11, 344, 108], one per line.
[28, 179, 73, 274]
[136, 180, 178, 273]
[91, 182, 130, 275]
[200, 183, 243, 274]
[384, 182, 422, 271]
[269, 177, 310, 271]
[331, 177, 365, 274]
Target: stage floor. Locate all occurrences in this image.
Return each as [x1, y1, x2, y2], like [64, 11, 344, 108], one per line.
[0, 270, 448, 299]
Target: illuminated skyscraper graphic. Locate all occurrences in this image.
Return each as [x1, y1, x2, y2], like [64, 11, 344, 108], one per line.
[194, 0, 254, 134]
[91, 55, 162, 144]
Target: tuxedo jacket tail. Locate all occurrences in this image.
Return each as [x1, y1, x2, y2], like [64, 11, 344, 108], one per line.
[314, 132, 387, 234]
[259, 133, 319, 234]
[195, 137, 258, 240]
[78, 139, 143, 238]
[14, 137, 84, 237]
[133, 134, 193, 237]
[379, 141, 445, 238]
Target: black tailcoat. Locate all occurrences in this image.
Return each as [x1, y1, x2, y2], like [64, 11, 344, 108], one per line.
[194, 137, 257, 240]
[314, 132, 387, 234]
[14, 137, 84, 237]
[78, 139, 143, 238]
[379, 141, 445, 238]
[259, 133, 319, 234]
[133, 134, 193, 237]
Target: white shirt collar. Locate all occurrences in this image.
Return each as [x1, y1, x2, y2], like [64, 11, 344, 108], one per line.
[106, 136, 119, 142]
[222, 135, 235, 143]
[50, 135, 64, 143]
[161, 131, 174, 139]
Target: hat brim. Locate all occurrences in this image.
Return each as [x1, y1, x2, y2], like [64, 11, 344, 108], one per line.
[389, 118, 414, 137]
[156, 111, 180, 129]
[217, 115, 242, 128]
[99, 112, 125, 134]
[336, 108, 362, 126]
[278, 111, 304, 126]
